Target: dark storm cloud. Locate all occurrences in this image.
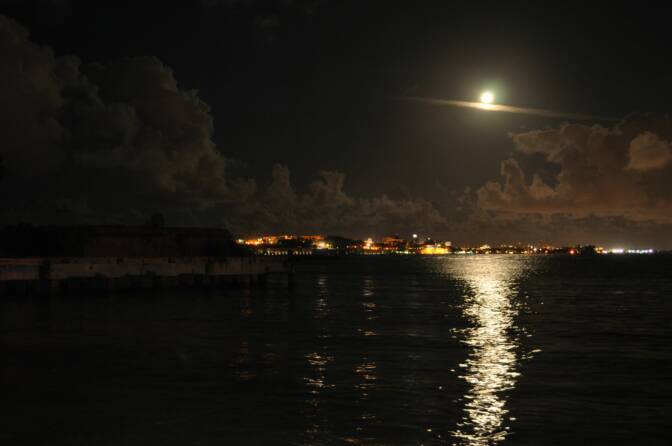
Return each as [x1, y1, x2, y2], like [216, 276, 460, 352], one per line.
[477, 115, 672, 223]
[0, 15, 446, 237]
[232, 165, 447, 235]
[0, 15, 243, 217]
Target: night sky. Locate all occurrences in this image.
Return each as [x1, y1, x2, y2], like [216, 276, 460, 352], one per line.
[1, 1, 671, 247]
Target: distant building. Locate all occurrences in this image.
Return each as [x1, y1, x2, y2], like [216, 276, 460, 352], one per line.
[382, 235, 406, 252]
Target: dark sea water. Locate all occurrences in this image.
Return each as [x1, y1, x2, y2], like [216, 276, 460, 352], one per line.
[1, 255, 671, 445]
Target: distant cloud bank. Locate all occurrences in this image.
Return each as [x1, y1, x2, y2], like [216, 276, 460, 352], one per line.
[0, 14, 445, 238]
[478, 116, 672, 223]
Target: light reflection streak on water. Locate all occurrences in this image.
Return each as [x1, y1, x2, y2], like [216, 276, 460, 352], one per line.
[359, 276, 378, 338]
[357, 277, 378, 391]
[234, 292, 255, 380]
[448, 257, 529, 445]
[304, 274, 334, 438]
[352, 276, 379, 439]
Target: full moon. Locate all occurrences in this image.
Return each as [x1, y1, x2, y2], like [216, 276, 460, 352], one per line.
[480, 91, 494, 104]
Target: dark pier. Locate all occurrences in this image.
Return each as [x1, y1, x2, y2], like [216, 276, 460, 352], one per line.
[0, 256, 293, 296]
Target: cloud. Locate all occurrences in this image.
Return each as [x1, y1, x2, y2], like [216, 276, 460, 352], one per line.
[627, 131, 672, 171]
[0, 14, 447, 238]
[399, 96, 618, 122]
[0, 14, 243, 222]
[230, 165, 447, 236]
[477, 115, 672, 223]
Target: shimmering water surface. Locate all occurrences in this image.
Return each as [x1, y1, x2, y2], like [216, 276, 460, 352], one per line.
[1, 255, 671, 445]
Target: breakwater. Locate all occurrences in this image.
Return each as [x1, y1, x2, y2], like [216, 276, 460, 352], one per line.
[0, 256, 292, 295]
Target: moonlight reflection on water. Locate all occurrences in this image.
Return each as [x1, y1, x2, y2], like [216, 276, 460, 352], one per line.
[446, 257, 533, 445]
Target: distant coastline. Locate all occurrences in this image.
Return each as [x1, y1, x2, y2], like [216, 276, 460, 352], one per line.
[0, 224, 659, 259]
[236, 234, 658, 257]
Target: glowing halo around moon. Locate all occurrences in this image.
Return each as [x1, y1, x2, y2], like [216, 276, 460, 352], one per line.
[480, 90, 495, 104]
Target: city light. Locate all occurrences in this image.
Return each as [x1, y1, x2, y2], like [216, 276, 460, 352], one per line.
[627, 249, 654, 254]
[315, 241, 331, 250]
[420, 245, 450, 255]
[235, 236, 658, 257]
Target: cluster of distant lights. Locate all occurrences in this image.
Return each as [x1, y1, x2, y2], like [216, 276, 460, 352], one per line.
[568, 247, 656, 255]
[238, 235, 657, 256]
[607, 248, 655, 255]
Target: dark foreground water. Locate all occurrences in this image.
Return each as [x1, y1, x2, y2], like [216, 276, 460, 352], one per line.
[1, 255, 671, 445]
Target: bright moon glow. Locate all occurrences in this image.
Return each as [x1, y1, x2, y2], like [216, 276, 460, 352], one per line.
[480, 91, 494, 104]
